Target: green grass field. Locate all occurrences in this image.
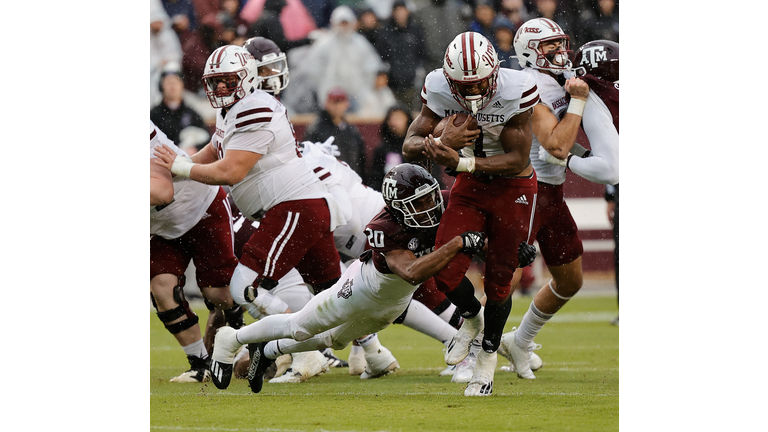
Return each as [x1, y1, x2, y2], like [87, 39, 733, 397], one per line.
[150, 294, 618, 432]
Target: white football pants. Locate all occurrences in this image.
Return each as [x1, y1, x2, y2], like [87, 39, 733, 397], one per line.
[235, 259, 415, 352]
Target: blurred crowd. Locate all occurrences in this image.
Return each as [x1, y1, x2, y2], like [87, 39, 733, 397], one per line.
[150, 0, 618, 189]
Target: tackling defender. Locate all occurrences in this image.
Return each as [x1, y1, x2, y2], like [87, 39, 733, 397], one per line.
[210, 164, 487, 394]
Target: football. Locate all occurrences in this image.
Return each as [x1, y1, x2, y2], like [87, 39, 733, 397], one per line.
[432, 113, 478, 138]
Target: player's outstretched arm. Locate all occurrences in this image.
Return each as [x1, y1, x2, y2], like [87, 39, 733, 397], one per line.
[154, 144, 262, 186]
[384, 232, 485, 286]
[150, 158, 174, 206]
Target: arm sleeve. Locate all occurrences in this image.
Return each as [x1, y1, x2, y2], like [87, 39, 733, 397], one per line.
[566, 92, 619, 185]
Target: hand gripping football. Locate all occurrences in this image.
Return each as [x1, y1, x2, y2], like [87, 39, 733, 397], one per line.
[432, 113, 478, 138]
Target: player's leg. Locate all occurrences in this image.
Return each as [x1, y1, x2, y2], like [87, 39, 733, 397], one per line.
[211, 261, 358, 389]
[394, 298, 457, 347]
[232, 199, 341, 319]
[432, 186, 487, 365]
[501, 184, 583, 378]
[185, 188, 243, 356]
[150, 273, 210, 383]
[480, 178, 537, 355]
[150, 234, 210, 383]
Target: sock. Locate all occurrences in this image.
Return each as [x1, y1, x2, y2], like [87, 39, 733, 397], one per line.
[350, 344, 364, 356]
[482, 296, 512, 353]
[437, 303, 457, 323]
[234, 313, 294, 344]
[444, 277, 482, 318]
[182, 339, 208, 360]
[402, 300, 457, 346]
[264, 340, 282, 360]
[357, 333, 381, 354]
[516, 300, 554, 347]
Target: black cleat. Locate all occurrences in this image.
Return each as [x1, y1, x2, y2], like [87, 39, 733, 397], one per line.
[170, 355, 211, 383]
[321, 348, 349, 368]
[246, 342, 275, 394]
[210, 360, 233, 389]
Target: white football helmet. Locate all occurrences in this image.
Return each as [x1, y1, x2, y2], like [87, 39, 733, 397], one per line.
[202, 45, 258, 108]
[443, 32, 500, 115]
[243, 37, 290, 96]
[513, 18, 572, 74]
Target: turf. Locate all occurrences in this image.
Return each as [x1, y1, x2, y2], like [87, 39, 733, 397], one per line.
[150, 294, 618, 432]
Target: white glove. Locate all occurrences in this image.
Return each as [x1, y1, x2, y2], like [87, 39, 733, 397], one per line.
[171, 154, 195, 177]
[538, 146, 567, 167]
[243, 286, 290, 319]
[316, 136, 340, 157]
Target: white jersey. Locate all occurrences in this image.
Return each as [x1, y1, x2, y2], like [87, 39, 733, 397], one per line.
[521, 68, 569, 185]
[421, 68, 539, 159]
[567, 87, 619, 185]
[301, 142, 385, 259]
[150, 120, 217, 239]
[212, 91, 327, 220]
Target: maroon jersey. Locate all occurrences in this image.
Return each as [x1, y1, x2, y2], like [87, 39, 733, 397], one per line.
[360, 190, 450, 274]
[581, 74, 619, 133]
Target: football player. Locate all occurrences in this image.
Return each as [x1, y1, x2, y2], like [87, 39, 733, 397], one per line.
[209, 164, 487, 394]
[496, 21, 613, 380]
[402, 31, 540, 396]
[300, 139, 463, 378]
[538, 39, 619, 325]
[150, 120, 243, 383]
[153, 44, 345, 338]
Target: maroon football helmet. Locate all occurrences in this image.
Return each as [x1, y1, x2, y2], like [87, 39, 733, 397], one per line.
[381, 164, 444, 229]
[242, 37, 290, 95]
[572, 40, 619, 82]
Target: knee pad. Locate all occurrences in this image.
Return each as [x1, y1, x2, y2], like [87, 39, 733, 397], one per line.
[153, 285, 199, 334]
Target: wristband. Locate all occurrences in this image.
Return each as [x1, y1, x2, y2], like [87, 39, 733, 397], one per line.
[567, 98, 586, 117]
[171, 155, 195, 178]
[455, 155, 476, 173]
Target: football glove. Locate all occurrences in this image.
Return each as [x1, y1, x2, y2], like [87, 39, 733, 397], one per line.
[517, 242, 537, 268]
[460, 231, 486, 255]
[538, 146, 567, 167]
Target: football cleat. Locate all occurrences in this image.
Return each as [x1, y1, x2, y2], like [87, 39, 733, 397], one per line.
[464, 350, 497, 397]
[322, 348, 349, 368]
[500, 350, 543, 373]
[210, 326, 242, 389]
[451, 338, 481, 383]
[439, 364, 457, 377]
[348, 347, 366, 376]
[360, 346, 399, 379]
[169, 355, 211, 383]
[246, 342, 275, 393]
[269, 350, 329, 383]
[270, 354, 292, 379]
[445, 308, 484, 365]
[497, 328, 541, 379]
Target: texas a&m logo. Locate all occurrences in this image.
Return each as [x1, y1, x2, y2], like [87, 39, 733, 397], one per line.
[382, 178, 398, 201]
[579, 46, 608, 69]
[337, 278, 353, 299]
